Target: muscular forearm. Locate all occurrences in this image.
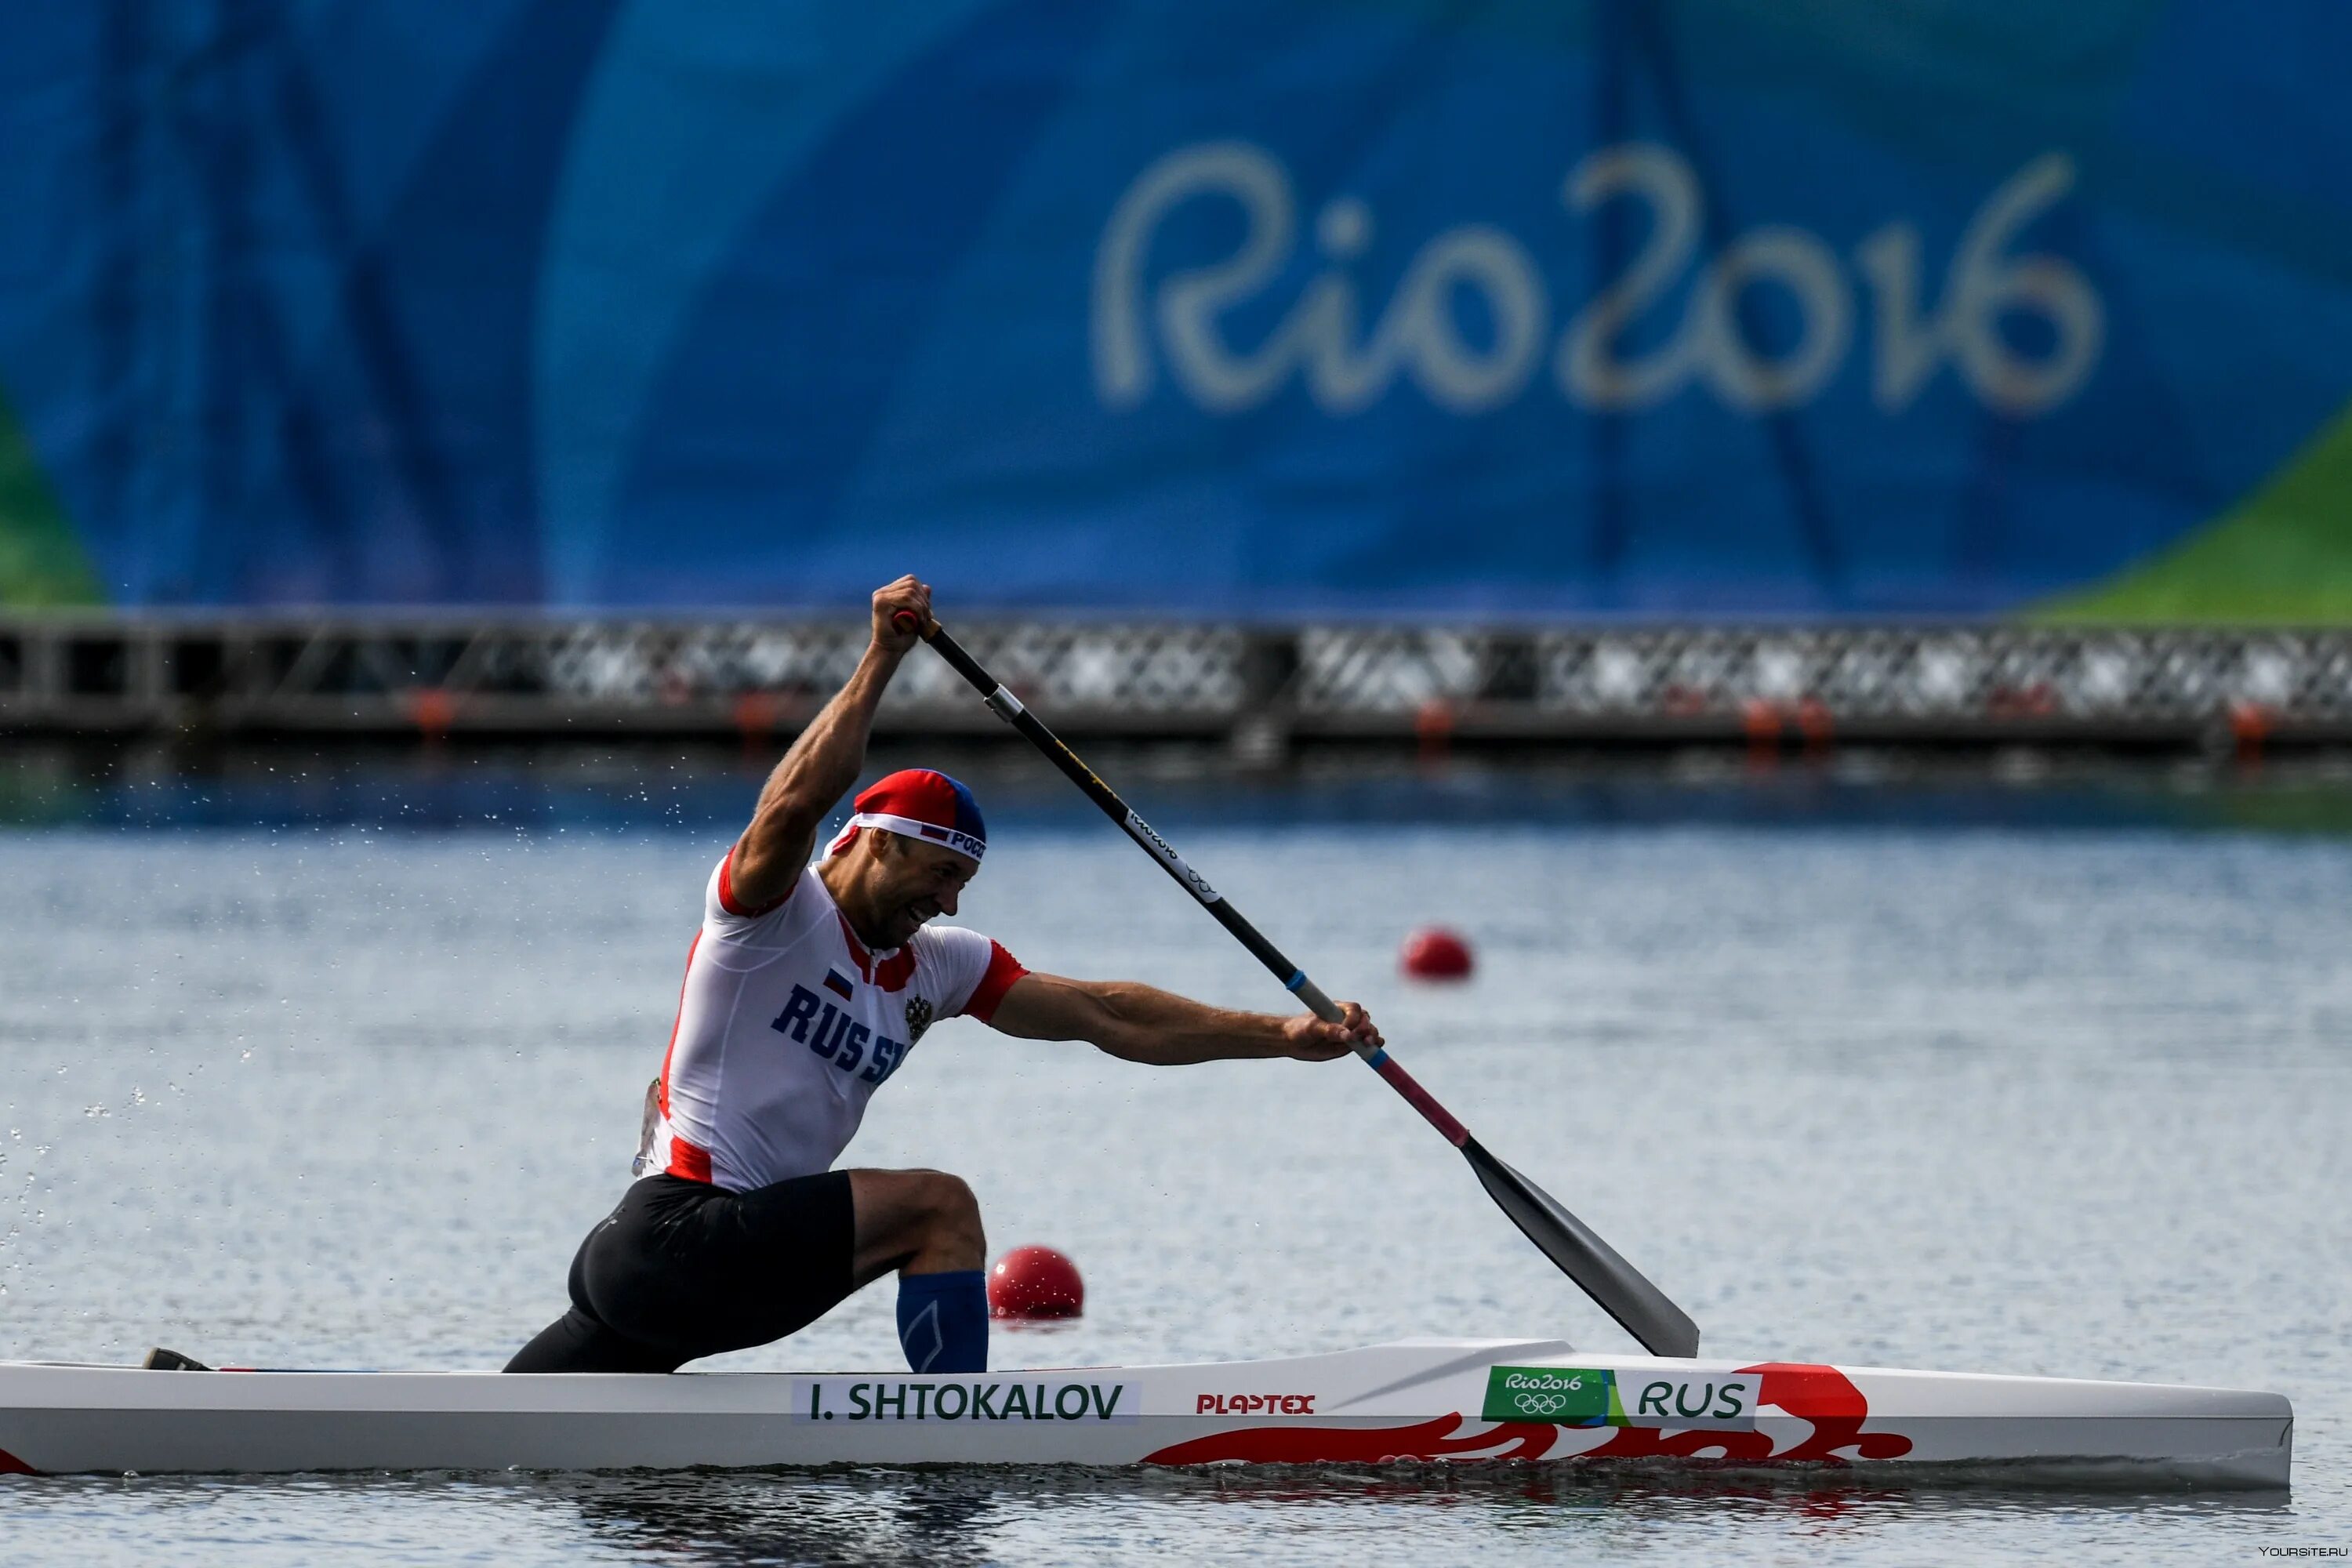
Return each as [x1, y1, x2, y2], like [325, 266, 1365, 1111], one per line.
[989, 971, 1375, 1065]
[729, 644, 904, 898]
[1080, 981, 1298, 1065]
[727, 577, 933, 906]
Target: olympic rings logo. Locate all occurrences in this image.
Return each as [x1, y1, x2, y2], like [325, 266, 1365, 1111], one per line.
[1512, 1392, 1570, 1416]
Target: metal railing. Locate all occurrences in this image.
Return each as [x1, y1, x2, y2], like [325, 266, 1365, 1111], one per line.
[2, 617, 2347, 747]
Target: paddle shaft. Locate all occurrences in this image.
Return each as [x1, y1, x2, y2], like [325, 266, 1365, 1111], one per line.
[898, 615, 1468, 1143]
[898, 615, 1700, 1357]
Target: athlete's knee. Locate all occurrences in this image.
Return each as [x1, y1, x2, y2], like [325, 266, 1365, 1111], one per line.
[906, 1170, 984, 1258]
[851, 1167, 985, 1277]
[917, 1170, 982, 1231]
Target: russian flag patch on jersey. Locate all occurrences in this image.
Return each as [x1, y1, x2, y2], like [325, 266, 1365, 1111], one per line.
[822, 967, 855, 1001]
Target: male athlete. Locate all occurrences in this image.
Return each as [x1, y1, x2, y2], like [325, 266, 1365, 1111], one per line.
[507, 576, 1381, 1376]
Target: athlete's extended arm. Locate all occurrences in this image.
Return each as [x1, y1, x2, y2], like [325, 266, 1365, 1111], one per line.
[985, 973, 1381, 1065]
[727, 576, 934, 909]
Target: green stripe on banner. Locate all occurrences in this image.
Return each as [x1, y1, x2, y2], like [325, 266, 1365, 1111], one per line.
[0, 390, 102, 607]
[2041, 401, 2352, 625]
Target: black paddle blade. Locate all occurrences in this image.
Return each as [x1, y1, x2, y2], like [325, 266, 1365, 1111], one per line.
[1465, 1139, 1700, 1359]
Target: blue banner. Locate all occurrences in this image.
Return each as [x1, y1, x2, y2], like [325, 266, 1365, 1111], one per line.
[3, 1, 2350, 618]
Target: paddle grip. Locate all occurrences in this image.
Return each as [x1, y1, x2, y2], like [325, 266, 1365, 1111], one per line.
[891, 611, 920, 633]
[1290, 975, 1345, 1025]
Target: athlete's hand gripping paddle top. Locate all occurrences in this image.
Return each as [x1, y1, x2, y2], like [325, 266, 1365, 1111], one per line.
[504, 577, 1380, 1377]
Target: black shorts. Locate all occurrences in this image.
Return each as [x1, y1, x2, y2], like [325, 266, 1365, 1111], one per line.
[503, 1171, 855, 1373]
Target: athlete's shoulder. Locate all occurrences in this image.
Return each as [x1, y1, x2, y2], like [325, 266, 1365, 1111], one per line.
[915, 924, 1029, 1022]
[703, 855, 826, 944]
[910, 920, 994, 957]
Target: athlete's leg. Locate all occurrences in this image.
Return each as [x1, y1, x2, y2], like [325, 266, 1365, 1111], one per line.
[512, 1171, 982, 1373]
[503, 1219, 684, 1373]
[594, 1171, 854, 1363]
[848, 1169, 989, 1374]
[504, 1305, 682, 1374]
[848, 1168, 986, 1283]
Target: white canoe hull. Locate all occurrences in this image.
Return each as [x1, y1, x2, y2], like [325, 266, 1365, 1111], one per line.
[0, 1338, 2291, 1486]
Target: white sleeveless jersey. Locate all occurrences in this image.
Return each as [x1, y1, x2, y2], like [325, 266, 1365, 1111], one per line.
[646, 853, 1026, 1192]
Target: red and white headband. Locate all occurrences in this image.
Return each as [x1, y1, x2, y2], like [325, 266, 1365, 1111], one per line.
[825, 812, 986, 863]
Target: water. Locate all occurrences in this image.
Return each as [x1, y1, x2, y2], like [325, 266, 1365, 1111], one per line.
[2, 757, 2349, 1563]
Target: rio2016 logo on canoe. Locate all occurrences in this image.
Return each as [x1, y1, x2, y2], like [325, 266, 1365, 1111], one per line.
[1482, 1367, 1761, 1430]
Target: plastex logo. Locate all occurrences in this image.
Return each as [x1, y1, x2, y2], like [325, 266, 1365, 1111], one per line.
[1196, 1392, 1316, 1415]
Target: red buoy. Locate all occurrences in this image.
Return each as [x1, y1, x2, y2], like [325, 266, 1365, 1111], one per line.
[988, 1245, 1084, 1319]
[1400, 926, 1474, 982]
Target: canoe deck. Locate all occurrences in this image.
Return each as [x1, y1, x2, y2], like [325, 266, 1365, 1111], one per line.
[0, 1338, 2292, 1486]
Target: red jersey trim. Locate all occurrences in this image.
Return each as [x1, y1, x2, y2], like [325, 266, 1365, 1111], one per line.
[664, 1131, 713, 1184]
[657, 925, 711, 1182]
[837, 914, 920, 992]
[717, 844, 791, 918]
[961, 941, 1029, 1024]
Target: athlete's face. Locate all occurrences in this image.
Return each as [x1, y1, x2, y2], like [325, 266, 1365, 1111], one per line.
[865, 833, 978, 946]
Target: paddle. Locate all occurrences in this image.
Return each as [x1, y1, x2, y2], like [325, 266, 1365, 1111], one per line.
[899, 614, 1702, 1359]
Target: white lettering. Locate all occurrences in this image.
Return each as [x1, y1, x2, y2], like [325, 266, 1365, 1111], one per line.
[1558, 143, 1700, 410]
[1690, 227, 1852, 412]
[1504, 1371, 1587, 1392]
[1122, 810, 1219, 904]
[1856, 152, 2103, 415]
[1092, 141, 1297, 412]
[1094, 143, 1547, 416]
[1094, 140, 2103, 422]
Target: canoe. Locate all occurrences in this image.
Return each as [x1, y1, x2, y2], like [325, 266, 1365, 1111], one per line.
[0, 1338, 2291, 1486]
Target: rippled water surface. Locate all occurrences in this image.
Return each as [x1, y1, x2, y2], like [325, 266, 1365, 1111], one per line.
[2, 757, 2348, 1563]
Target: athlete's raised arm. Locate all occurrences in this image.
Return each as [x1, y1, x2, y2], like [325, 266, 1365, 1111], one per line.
[727, 576, 934, 909]
[983, 972, 1381, 1066]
